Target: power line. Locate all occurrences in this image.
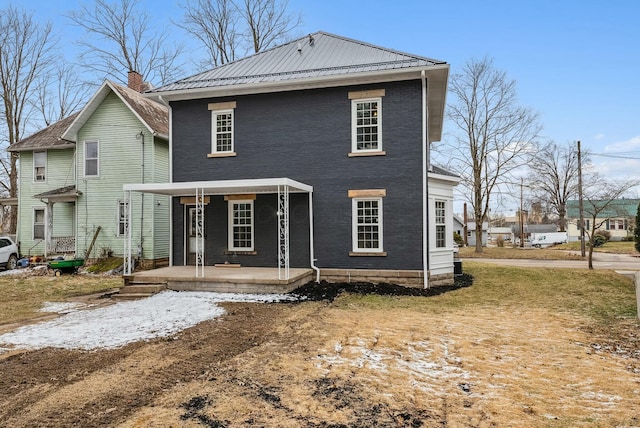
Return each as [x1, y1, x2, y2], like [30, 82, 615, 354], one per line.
[591, 153, 640, 160]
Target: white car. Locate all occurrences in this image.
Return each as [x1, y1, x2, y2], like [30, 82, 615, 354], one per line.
[0, 236, 19, 270]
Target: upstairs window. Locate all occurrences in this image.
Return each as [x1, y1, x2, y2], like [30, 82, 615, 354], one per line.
[209, 101, 237, 157]
[352, 98, 382, 152]
[34, 151, 46, 182]
[84, 141, 99, 176]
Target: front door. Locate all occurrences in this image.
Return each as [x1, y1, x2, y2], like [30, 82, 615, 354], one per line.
[186, 206, 205, 265]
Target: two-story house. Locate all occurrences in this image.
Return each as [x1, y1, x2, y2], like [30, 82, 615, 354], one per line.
[9, 74, 170, 267]
[124, 32, 458, 288]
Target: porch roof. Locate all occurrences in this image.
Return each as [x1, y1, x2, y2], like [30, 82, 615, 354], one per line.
[34, 185, 82, 203]
[123, 177, 313, 196]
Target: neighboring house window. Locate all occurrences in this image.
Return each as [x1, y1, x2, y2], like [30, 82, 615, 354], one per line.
[33, 208, 45, 240]
[607, 218, 626, 230]
[352, 198, 383, 252]
[352, 98, 382, 152]
[228, 200, 253, 251]
[118, 200, 128, 236]
[435, 200, 446, 248]
[84, 141, 99, 176]
[34, 151, 46, 182]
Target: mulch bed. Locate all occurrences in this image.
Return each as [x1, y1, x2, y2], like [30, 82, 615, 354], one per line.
[289, 273, 473, 302]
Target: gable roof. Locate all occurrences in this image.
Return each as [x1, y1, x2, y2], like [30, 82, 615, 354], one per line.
[61, 80, 168, 141]
[8, 113, 79, 152]
[149, 31, 449, 141]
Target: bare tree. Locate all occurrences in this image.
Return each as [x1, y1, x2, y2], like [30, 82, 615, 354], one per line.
[0, 6, 56, 232]
[239, 0, 301, 53]
[34, 63, 92, 126]
[528, 141, 583, 232]
[179, 0, 240, 67]
[67, 0, 184, 86]
[580, 176, 639, 268]
[444, 57, 541, 252]
[178, 0, 300, 68]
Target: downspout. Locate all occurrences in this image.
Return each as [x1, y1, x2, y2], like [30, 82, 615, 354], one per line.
[308, 191, 320, 282]
[162, 96, 174, 267]
[422, 70, 430, 289]
[136, 131, 145, 260]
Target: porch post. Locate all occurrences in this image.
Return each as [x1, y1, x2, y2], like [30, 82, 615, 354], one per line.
[277, 185, 290, 280]
[45, 201, 54, 257]
[123, 191, 132, 275]
[195, 188, 205, 278]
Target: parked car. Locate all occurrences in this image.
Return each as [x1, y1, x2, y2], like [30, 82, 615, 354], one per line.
[0, 236, 19, 270]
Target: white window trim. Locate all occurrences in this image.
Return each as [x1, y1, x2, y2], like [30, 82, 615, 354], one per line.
[33, 151, 46, 183]
[211, 109, 235, 155]
[435, 200, 446, 248]
[33, 207, 45, 240]
[351, 197, 384, 253]
[84, 141, 99, 177]
[228, 199, 254, 251]
[351, 97, 382, 154]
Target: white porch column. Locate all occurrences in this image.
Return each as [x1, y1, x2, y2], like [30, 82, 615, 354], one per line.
[195, 188, 205, 278]
[277, 185, 290, 280]
[123, 191, 132, 275]
[45, 201, 54, 257]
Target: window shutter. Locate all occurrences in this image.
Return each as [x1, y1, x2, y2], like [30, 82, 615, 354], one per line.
[605, 219, 610, 230]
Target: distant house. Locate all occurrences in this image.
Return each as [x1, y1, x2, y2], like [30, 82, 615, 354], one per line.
[124, 31, 459, 287]
[488, 227, 513, 243]
[9, 73, 170, 266]
[566, 198, 639, 242]
[466, 221, 488, 247]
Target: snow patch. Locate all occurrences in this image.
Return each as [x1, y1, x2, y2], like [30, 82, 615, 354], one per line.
[0, 290, 297, 352]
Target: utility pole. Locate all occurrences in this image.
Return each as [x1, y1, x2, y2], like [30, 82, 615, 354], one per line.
[577, 140, 586, 257]
[520, 177, 524, 248]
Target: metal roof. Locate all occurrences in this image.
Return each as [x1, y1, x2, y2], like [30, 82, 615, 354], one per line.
[152, 31, 446, 93]
[149, 31, 449, 142]
[8, 113, 79, 152]
[567, 198, 640, 218]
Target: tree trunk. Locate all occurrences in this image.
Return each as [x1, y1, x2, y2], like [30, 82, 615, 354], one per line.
[588, 244, 594, 269]
[475, 226, 483, 253]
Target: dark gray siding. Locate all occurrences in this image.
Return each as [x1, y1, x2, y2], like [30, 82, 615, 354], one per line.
[171, 80, 424, 270]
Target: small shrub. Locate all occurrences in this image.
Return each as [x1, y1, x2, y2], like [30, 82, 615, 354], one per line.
[453, 232, 464, 246]
[596, 230, 611, 241]
[591, 235, 607, 248]
[496, 235, 505, 247]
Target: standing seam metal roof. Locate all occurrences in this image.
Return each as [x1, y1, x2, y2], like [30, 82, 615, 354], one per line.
[152, 31, 446, 92]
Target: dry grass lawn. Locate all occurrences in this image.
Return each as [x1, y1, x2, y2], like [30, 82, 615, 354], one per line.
[1, 264, 639, 427]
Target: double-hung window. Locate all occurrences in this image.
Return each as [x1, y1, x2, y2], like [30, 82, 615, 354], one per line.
[435, 200, 446, 248]
[34, 208, 45, 240]
[352, 198, 383, 252]
[209, 101, 237, 156]
[34, 151, 46, 182]
[352, 98, 382, 153]
[228, 200, 254, 251]
[84, 141, 99, 177]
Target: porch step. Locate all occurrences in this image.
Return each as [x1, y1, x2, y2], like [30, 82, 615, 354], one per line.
[113, 283, 168, 300]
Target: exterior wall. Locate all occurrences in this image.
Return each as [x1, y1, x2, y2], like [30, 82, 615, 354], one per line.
[428, 174, 457, 277]
[16, 148, 76, 256]
[467, 221, 488, 247]
[567, 217, 633, 242]
[171, 80, 428, 271]
[75, 91, 169, 260]
[151, 137, 170, 261]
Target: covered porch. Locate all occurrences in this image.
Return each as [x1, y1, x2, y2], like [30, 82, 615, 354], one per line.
[122, 178, 318, 291]
[34, 185, 81, 256]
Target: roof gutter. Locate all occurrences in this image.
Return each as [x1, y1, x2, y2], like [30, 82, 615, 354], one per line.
[147, 65, 450, 102]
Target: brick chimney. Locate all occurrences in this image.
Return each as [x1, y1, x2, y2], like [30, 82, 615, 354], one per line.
[128, 70, 143, 92]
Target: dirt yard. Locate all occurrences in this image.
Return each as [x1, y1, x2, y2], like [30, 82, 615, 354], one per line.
[1, 279, 639, 427]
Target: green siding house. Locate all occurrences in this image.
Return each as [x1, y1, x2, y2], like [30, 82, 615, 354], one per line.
[9, 75, 170, 266]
